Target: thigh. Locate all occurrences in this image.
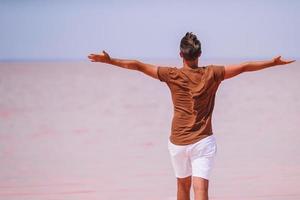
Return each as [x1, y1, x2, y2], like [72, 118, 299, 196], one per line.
[168, 140, 192, 178]
[189, 136, 217, 180]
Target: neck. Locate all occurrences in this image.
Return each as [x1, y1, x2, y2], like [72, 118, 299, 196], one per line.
[183, 58, 199, 69]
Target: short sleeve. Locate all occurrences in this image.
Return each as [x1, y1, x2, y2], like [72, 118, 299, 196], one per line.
[157, 66, 172, 82]
[210, 65, 225, 83]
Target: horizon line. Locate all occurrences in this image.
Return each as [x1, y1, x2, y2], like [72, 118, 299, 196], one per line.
[1, 56, 297, 63]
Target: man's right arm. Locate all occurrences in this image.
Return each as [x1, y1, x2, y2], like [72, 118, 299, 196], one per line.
[223, 56, 295, 80]
[88, 50, 159, 80]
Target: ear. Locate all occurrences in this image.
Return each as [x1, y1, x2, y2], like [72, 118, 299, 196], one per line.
[179, 52, 183, 58]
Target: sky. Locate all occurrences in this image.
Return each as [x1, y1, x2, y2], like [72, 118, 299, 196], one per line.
[0, 0, 299, 61]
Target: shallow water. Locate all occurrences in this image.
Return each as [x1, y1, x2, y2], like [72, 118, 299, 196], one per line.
[0, 60, 299, 199]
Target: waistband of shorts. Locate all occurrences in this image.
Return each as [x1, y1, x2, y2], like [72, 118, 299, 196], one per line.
[194, 134, 215, 144]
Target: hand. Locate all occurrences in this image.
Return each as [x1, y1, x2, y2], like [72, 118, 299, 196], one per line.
[88, 50, 111, 63]
[272, 56, 295, 65]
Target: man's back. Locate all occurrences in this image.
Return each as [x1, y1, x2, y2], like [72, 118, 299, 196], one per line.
[157, 65, 225, 145]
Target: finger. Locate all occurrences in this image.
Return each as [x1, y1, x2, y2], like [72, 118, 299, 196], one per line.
[287, 60, 296, 64]
[89, 55, 99, 59]
[281, 61, 292, 65]
[103, 50, 109, 56]
[88, 57, 96, 61]
[283, 59, 295, 62]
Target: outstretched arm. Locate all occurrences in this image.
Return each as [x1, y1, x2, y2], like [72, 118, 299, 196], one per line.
[224, 56, 296, 80]
[88, 50, 159, 79]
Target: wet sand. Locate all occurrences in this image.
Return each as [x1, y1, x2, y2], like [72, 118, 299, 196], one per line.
[0, 60, 299, 199]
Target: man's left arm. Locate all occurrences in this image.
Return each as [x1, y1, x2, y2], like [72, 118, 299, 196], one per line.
[88, 50, 159, 80]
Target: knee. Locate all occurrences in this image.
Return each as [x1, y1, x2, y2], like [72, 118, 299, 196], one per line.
[177, 176, 192, 189]
[193, 184, 208, 194]
[192, 177, 208, 194]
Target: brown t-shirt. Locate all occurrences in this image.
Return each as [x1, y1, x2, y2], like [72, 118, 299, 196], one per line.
[157, 65, 225, 145]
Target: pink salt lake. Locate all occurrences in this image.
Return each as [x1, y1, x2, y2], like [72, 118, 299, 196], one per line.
[0, 60, 299, 200]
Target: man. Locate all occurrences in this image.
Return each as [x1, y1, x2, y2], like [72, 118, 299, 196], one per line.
[88, 32, 295, 200]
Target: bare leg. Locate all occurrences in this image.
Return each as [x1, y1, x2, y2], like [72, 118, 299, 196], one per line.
[193, 176, 209, 200]
[177, 176, 192, 200]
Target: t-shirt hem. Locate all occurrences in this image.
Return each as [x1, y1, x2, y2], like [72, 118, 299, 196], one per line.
[169, 133, 213, 146]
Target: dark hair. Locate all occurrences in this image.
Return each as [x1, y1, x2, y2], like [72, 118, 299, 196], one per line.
[180, 32, 201, 61]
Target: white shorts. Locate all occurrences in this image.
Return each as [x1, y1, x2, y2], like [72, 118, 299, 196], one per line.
[167, 135, 217, 180]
